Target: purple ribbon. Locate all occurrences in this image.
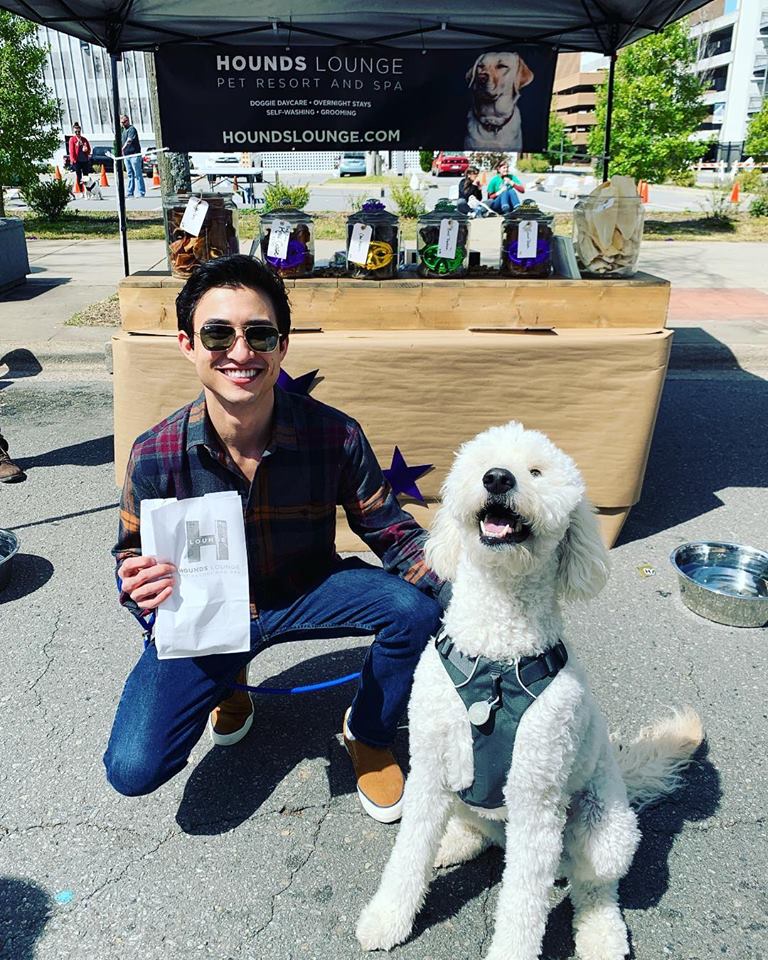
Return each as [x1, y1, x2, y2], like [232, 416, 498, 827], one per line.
[266, 238, 308, 271]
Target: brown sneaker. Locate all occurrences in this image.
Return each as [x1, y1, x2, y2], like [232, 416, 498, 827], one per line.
[208, 666, 254, 746]
[0, 444, 25, 483]
[343, 708, 404, 823]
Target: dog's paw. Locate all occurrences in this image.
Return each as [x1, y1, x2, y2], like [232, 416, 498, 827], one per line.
[356, 898, 412, 952]
[574, 903, 629, 960]
[434, 817, 489, 868]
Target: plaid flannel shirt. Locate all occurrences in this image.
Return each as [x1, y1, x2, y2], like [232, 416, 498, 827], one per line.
[114, 388, 445, 620]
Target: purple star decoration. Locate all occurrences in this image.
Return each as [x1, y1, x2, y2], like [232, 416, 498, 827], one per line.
[277, 368, 318, 395]
[383, 446, 432, 503]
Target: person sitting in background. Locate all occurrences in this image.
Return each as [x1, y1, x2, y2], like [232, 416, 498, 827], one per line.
[486, 159, 525, 215]
[67, 123, 92, 191]
[456, 165, 485, 217]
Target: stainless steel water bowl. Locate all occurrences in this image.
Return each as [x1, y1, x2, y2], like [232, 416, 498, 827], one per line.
[670, 541, 768, 628]
[0, 528, 20, 592]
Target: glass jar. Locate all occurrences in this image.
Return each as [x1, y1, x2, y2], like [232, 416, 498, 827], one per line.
[258, 202, 315, 278]
[572, 196, 644, 277]
[345, 199, 400, 280]
[416, 200, 470, 279]
[500, 200, 554, 279]
[164, 193, 239, 279]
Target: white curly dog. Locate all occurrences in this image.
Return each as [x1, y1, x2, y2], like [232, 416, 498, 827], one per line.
[357, 422, 703, 960]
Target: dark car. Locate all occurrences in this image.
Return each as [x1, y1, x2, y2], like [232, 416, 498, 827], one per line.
[90, 146, 114, 173]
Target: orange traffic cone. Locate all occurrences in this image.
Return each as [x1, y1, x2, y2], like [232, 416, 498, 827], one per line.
[152, 165, 160, 187]
[100, 164, 109, 187]
[639, 180, 649, 203]
[53, 166, 62, 181]
[73, 177, 83, 194]
[729, 180, 740, 203]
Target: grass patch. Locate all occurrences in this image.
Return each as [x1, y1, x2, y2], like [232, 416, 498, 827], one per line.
[20, 210, 166, 240]
[322, 175, 401, 186]
[66, 293, 121, 327]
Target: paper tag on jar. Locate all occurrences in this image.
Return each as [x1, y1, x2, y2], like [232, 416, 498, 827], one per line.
[179, 197, 209, 237]
[517, 219, 539, 259]
[267, 219, 292, 260]
[438, 218, 459, 259]
[347, 223, 373, 266]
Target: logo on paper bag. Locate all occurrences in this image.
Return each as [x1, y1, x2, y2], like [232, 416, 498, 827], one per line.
[185, 520, 229, 562]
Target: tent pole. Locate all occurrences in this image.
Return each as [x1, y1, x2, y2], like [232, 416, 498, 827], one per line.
[602, 50, 617, 183]
[110, 52, 130, 276]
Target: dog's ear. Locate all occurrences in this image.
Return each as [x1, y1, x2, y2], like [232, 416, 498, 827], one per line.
[466, 55, 482, 88]
[556, 498, 609, 601]
[515, 56, 534, 90]
[425, 505, 462, 582]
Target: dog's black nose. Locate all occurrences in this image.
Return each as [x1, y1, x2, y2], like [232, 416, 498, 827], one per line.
[482, 468, 516, 495]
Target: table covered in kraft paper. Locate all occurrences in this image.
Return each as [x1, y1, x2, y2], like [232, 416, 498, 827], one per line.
[112, 327, 673, 548]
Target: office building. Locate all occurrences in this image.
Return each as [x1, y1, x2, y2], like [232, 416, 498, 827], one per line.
[689, 0, 768, 162]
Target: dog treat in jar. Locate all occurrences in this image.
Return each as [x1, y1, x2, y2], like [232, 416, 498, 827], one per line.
[500, 200, 554, 279]
[417, 200, 470, 279]
[164, 193, 239, 279]
[346, 200, 400, 280]
[258, 202, 315, 278]
[572, 179, 644, 277]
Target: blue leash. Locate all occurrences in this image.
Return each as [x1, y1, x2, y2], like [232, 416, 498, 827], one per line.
[135, 609, 361, 695]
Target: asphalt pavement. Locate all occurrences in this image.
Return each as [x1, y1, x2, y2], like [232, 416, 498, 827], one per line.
[0, 370, 766, 960]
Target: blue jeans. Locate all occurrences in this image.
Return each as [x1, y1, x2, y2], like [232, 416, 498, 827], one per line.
[104, 558, 442, 797]
[124, 155, 145, 196]
[488, 189, 520, 214]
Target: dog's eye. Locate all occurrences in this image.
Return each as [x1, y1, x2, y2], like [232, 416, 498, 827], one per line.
[529, 468, 542, 477]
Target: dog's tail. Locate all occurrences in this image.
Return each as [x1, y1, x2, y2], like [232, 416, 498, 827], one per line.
[614, 706, 704, 811]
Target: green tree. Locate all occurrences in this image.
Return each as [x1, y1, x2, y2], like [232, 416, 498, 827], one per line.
[745, 98, 768, 160]
[0, 12, 60, 216]
[543, 112, 576, 168]
[418, 149, 434, 173]
[588, 19, 708, 183]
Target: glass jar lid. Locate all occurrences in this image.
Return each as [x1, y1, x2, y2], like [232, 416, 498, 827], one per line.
[348, 198, 399, 225]
[163, 191, 233, 207]
[260, 200, 313, 225]
[502, 199, 553, 225]
[419, 198, 469, 224]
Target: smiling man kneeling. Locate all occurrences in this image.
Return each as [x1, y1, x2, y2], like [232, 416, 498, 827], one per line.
[104, 255, 447, 823]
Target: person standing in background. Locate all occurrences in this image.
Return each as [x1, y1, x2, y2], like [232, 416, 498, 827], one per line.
[120, 114, 145, 198]
[67, 123, 91, 190]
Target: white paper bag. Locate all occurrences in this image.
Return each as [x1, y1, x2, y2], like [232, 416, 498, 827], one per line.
[144, 491, 251, 659]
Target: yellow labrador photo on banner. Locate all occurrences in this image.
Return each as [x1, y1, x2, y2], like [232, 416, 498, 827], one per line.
[464, 51, 535, 151]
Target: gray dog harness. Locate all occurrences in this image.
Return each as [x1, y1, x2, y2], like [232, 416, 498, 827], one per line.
[436, 630, 568, 810]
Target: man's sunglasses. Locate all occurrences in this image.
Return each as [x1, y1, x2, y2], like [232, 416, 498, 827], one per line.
[197, 323, 283, 353]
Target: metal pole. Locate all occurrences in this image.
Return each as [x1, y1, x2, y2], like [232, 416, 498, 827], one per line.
[602, 50, 617, 183]
[110, 52, 130, 276]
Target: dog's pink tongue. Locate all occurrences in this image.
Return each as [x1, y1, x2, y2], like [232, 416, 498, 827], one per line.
[484, 519, 509, 537]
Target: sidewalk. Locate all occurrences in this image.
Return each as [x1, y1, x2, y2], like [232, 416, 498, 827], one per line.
[1, 238, 766, 374]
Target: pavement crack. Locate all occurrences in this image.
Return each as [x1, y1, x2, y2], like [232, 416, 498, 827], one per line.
[76, 827, 180, 906]
[685, 655, 704, 702]
[27, 609, 63, 702]
[249, 804, 331, 940]
[479, 854, 501, 954]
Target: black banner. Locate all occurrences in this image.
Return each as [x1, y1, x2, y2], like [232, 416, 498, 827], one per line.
[155, 45, 556, 153]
